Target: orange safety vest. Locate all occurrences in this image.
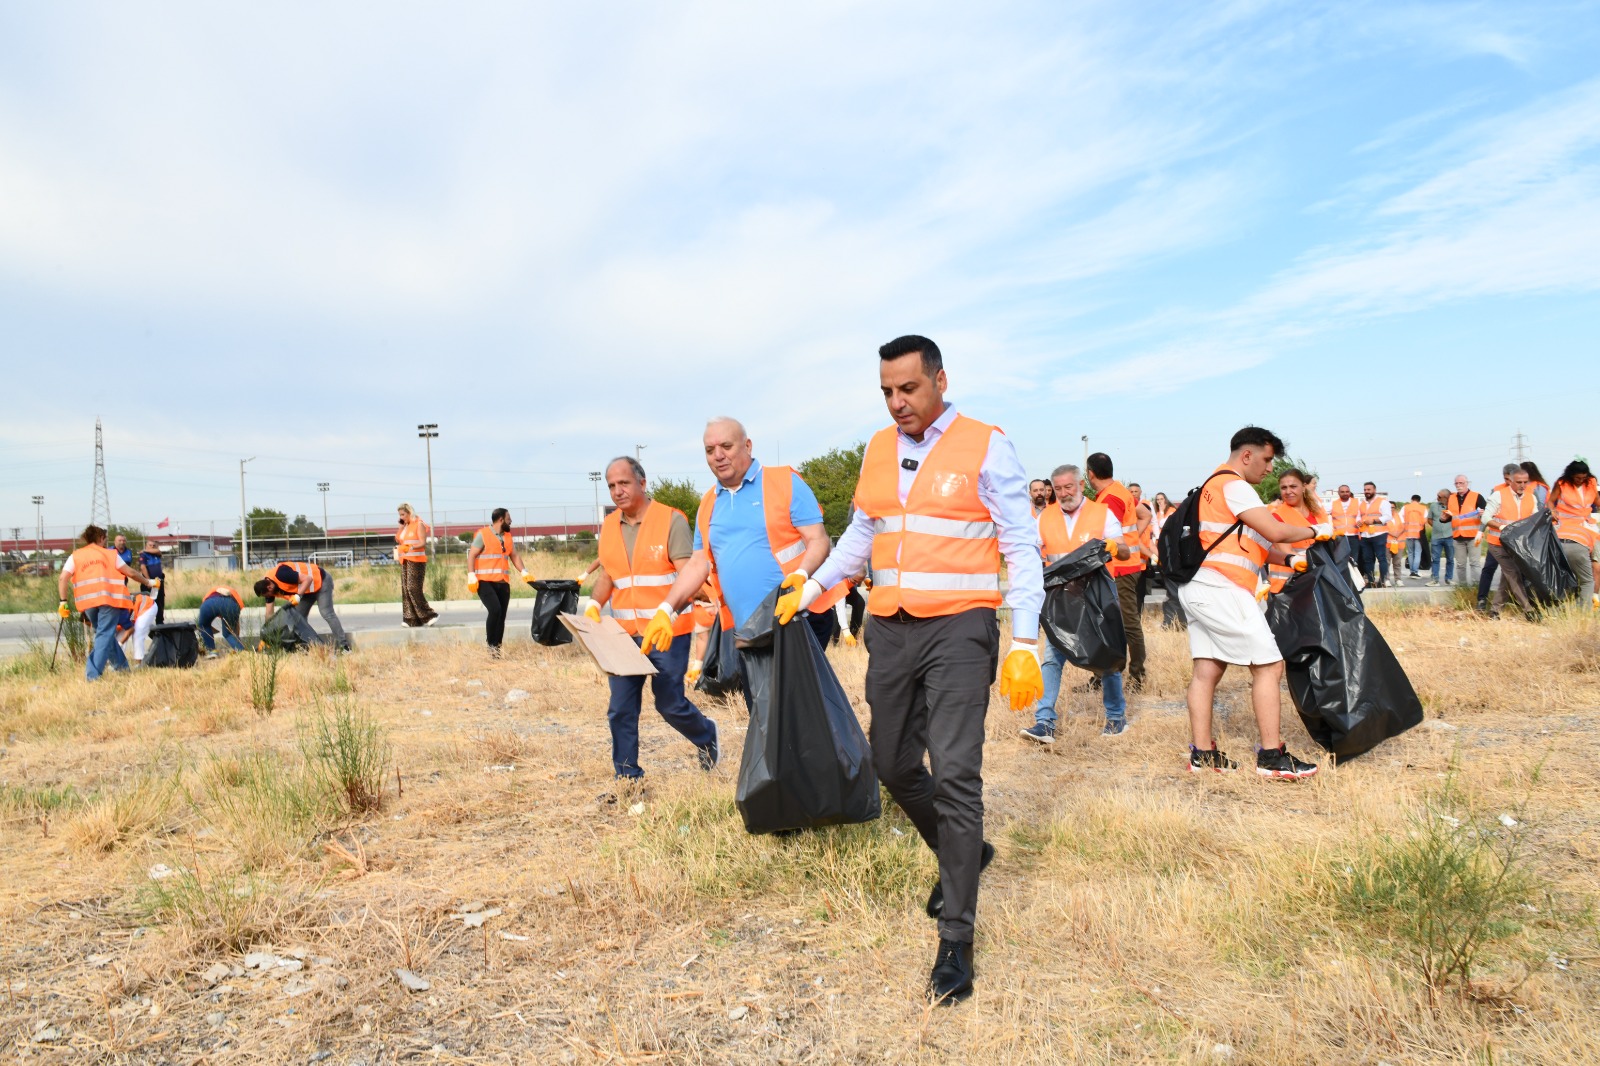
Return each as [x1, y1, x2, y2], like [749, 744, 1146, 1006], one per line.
[69, 545, 133, 612]
[267, 562, 323, 597]
[1095, 479, 1144, 577]
[1447, 491, 1485, 539]
[1550, 479, 1599, 549]
[1402, 502, 1428, 539]
[118, 594, 156, 630]
[205, 586, 245, 611]
[598, 501, 694, 637]
[1197, 466, 1270, 593]
[1267, 501, 1314, 594]
[1328, 497, 1360, 537]
[1355, 496, 1387, 536]
[854, 414, 1003, 618]
[1486, 488, 1538, 547]
[396, 517, 428, 563]
[694, 465, 848, 622]
[1037, 498, 1113, 564]
[472, 526, 513, 582]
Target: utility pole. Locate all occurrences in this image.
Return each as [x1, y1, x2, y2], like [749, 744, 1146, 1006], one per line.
[239, 457, 255, 571]
[31, 495, 42, 558]
[318, 482, 330, 551]
[635, 443, 647, 465]
[589, 470, 603, 533]
[1081, 435, 1089, 466]
[1511, 430, 1528, 462]
[418, 424, 438, 557]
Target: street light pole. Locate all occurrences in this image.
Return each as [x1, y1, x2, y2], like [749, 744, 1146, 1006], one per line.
[31, 495, 42, 558]
[635, 443, 647, 465]
[240, 458, 255, 572]
[418, 424, 438, 558]
[1081, 435, 1089, 466]
[589, 471, 603, 533]
[318, 482, 330, 552]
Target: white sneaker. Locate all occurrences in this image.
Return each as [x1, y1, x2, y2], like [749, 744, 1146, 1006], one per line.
[1425, 580, 1439, 587]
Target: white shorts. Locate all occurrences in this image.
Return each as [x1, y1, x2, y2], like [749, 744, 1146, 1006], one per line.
[1178, 575, 1283, 666]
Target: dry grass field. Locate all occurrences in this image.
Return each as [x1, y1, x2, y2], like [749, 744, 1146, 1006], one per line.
[1, 603, 1597, 1064]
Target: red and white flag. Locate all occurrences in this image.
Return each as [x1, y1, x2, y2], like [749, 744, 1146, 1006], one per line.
[156, 517, 170, 529]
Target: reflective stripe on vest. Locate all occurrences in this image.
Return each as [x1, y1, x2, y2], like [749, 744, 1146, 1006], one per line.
[1197, 466, 1269, 593]
[472, 526, 512, 581]
[1096, 480, 1144, 576]
[1402, 503, 1428, 539]
[397, 517, 428, 563]
[853, 414, 1003, 618]
[1038, 498, 1112, 565]
[1447, 491, 1485, 539]
[1356, 497, 1387, 536]
[1486, 489, 1538, 547]
[1551, 480, 1599, 549]
[1328, 498, 1360, 537]
[70, 545, 132, 612]
[598, 502, 693, 637]
[1267, 501, 1314, 594]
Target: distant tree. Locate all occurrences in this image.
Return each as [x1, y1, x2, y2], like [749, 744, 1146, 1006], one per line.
[106, 524, 145, 551]
[233, 507, 287, 545]
[1256, 456, 1320, 505]
[651, 477, 703, 526]
[286, 514, 323, 537]
[572, 529, 596, 543]
[798, 442, 867, 538]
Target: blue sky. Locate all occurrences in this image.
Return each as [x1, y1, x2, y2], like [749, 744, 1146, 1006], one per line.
[2, 1, 1597, 534]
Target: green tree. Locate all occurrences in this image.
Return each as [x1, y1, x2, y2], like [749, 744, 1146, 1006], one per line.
[106, 524, 145, 551]
[651, 477, 704, 526]
[233, 507, 288, 545]
[286, 514, 323, 537]
[1256, 456, 1319, 505]
[798, 442, 867, 538]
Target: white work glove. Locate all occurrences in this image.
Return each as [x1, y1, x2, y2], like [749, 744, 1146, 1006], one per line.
[578, 597, 601, 622]
[1312, 522, 1333, 541]
[774, 571, 823, 624]
[520, 569, 534, 585]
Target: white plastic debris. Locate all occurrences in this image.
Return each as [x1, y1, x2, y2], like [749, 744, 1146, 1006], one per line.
[1499, 813, 1519, 828]
[395, 968, 430, 992]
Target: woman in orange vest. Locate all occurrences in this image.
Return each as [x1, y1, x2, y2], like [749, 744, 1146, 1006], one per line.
[198, 586, 247, 655]
[395, 503, 437, 628]
[1549, 460, 1599, 605]
[1267, 468, 1324, 594]
[56, 524, 153, 680]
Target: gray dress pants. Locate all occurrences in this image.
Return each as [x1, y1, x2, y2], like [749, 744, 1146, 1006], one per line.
[863, 607, 999, 945]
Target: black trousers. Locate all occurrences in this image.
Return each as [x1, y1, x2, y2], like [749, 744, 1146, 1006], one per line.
[806, 605, 839, 648]
[477, 580, 510, 647]
[863, 607, 998, 944]
[845, 585, 866, 638]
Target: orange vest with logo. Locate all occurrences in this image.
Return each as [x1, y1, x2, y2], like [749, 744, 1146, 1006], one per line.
[1402, 502, 1427, 539]
[1328, 497, 1359, 537]
[694, 465, 848, 624]
[1038, 499, 1112, 564]
[472, 526, 512, 582]
[396, 517, 428, 563]
[1486, 488, 1538, 547]
[854, 415, 1003, 618]
[599, 502, 693, 637]
[1550, 479, 1599, 549]
[267, 562, 322, 597]
[1198, 466, 1270, 593]
[1095, 480, 1144, 577]
[69, 545, 133, 612]
[1267, 501, 1314, 594]
[1447, 491, 1485, 539]
[206, 586, 245, 611]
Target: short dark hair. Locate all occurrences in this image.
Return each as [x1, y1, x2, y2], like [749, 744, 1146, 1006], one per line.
[80, 524, 106, 546]
[1410, 494, 1421, 502]
[1363, 481, 1376, 489]
[878, 335, 942, 379]
[1128, 482, 1141, 490]
[1228, 426, 1286, 456]
[253, 578, 273, 598]
[491, 507, 510, 523]
[1085, 452, 1113, 479]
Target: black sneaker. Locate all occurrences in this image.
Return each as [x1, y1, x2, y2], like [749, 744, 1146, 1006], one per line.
[1188, 745, 1237, 773]
[926, 841, 995, 919]
[1019, 722, 1055, 745]
[698, 717, 720, 771]
[1256, 746, 1318, 780]
[1101, 719, 1128, 737]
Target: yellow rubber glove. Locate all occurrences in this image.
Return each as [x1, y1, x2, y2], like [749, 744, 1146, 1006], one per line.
[686, 658, 703, 683]
[286, 595, 300, 606]
[842, 632, 857, 647]
[1291, 553, 1308, 573]
[774, 570, 822, 625]
[466, 575, 479, 594]
[997, 642, 1043, 711]
[640, 608, 677, 653]
[57, 600, 70, 619]
[521, 569, 535, 585]
[584, 603, 601, 623]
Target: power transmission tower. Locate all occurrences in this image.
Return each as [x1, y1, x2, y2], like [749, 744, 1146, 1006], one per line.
[1511, 430, 1528, 462]
[90, 418, 112, 529]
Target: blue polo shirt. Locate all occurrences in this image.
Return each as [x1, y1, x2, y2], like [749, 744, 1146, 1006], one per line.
[693, 460, 824, 629]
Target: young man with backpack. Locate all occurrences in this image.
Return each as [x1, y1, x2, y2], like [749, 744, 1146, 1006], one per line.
[1160, 427, 1327, 779]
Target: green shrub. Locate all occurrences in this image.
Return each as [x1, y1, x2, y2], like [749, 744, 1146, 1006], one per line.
[300, 695, 389, 816]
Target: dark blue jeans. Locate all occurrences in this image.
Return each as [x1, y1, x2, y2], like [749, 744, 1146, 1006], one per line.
[198, 595, 245, 652]
[83, 605, 129, 680]
[1358, 537, 1388, 584]
[607, 632, 716, 778]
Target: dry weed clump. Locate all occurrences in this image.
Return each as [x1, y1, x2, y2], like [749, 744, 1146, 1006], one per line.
[136, 856, 320, 955]
[64, 771, 179, 853]
[200, 747, 328, 870]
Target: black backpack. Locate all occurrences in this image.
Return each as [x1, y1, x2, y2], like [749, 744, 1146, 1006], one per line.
[1158, 470, 1246, 585]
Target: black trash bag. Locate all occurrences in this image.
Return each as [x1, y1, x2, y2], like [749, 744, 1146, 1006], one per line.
[1499, 513, 1579, 608]
[1265, 539, 1424, 761]
[531, 579, 580, 646]
[260, 603, 318, 652]
[144, 623, 199, 668]
[695, 612, 743, 698]
[732, 587, 881, 835]
[1041, 541, 1127, 673]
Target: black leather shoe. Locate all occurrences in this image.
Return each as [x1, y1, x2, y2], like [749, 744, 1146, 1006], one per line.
[925, 841, 995, 919]
[927, 938, 974, 1004]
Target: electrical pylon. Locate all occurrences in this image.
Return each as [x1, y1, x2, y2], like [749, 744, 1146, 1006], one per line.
[90, 418, 111, 528]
